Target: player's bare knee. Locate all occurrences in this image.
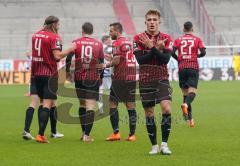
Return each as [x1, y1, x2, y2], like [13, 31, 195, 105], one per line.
[85, 99, 96, 110]
[86, 103, 96, 111]
[109, 101, 118, 109]
[29, 95, 39, 108]
[181, 88, 188, 95]
[30, 101, 38, 108]
[160, 100, 171, 114]
[188, 87, 197, 94]
[43, 99, 54, 109]
[126, 102, 135, 110]
[162, 107, 171, 114]
[144, 108, 154, 117]
[79, 99, 86, 108]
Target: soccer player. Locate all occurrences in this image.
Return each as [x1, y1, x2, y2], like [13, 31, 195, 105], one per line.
[104, 22, 137, 141]
[172, 21, 206, 127]
[72, 22, 104, 142]
[133, 9, 172, 155]
[31, 15, 75, 143]
[22, 79, 64, 140]
[23, 56, 64, 140]
[98, 35, 113, 114]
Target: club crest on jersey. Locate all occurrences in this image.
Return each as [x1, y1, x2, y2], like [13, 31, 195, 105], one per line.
[56, 40, 61, 48]
[133, 42, 138, 51]
[168, 41, 173, 50]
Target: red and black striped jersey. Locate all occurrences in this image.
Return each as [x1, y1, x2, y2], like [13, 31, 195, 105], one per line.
[173, 34, 205, 71]
[133, 31, 172, 82]
[112, 37, 136, 81]
[72, 36, 104, 81]
[31, 29, 61, 77]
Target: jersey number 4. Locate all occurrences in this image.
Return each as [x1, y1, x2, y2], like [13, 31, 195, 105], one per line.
[34, 38, 42, 56]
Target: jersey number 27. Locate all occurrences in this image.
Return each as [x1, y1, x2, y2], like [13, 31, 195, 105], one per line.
[180, 40, 194, 55]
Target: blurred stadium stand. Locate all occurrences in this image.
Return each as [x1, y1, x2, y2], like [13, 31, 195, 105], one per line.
[204, 0, 240, 45]
[0, 0, 115, 59]
[0, 0, 239, 58]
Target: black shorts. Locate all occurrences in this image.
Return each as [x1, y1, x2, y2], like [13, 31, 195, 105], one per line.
[178, 68, 199, 89]
[139, 80, 172, 108]
[35, 76, 58, 100]
[109, 80, 136, 103]
[30, 77, 37, 95]
[75, 80, 100, 100]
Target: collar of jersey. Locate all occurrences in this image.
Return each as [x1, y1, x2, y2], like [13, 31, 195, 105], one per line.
[145, 31, 160, 37]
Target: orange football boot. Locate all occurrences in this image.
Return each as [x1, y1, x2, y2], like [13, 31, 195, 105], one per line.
[106, 133, 121, 141]
[36, 134, 49, 143]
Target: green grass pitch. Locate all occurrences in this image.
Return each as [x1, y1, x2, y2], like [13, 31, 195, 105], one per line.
[0, 81, 240, 166]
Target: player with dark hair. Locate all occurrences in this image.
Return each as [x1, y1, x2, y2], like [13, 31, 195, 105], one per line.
[172, 21, 206, 127]
[102, 22, 137, 141]
[23, 46, 64, 140]
[72, 22, 104, 142]
[31, 15, 75, 143]
[133, 9, 173, 155]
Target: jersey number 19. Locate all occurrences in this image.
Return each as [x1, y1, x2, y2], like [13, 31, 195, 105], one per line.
[81, 45, 93, 63]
